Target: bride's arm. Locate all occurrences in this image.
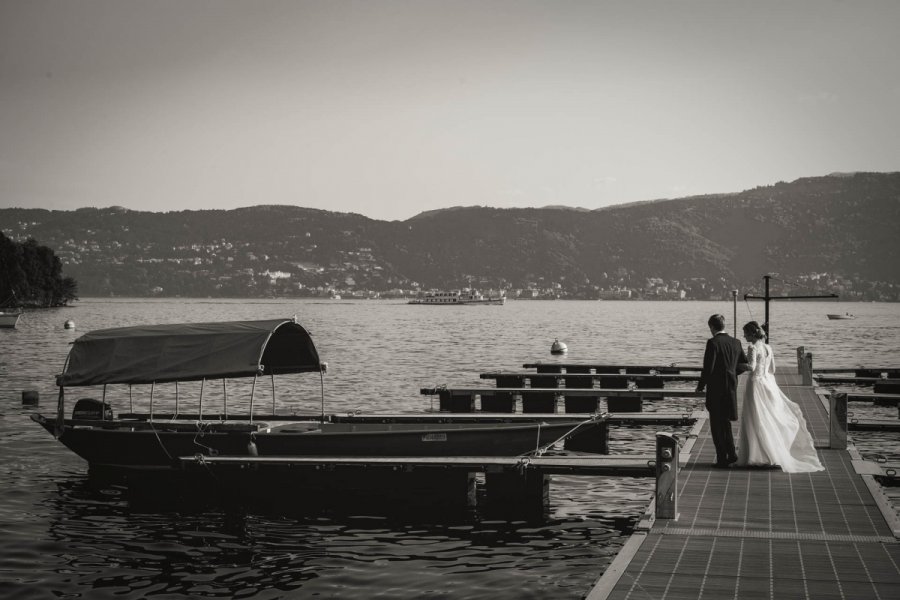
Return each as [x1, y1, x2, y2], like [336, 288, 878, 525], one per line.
[746, 344, 757, 371]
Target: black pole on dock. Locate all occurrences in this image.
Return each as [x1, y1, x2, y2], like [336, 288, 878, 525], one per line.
[744, 274, 838, 343]
[731, 290, 738, 337]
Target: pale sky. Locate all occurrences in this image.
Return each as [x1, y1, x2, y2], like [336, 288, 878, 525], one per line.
[2, 1, 899, 222]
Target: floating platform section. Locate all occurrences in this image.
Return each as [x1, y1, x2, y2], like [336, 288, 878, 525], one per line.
[815, 375, 900, 387]
[178, 453, 658, 476]
[420, 386, 703, 414]
[480, 371, 701, 384]
[522, 363, 701, 374]
[847, 393, 900, 406]
[329, 411, 704, 426]
[849, 418, 900, 431]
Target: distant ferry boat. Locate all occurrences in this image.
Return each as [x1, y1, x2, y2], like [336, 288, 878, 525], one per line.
[408, 290, 505, 305]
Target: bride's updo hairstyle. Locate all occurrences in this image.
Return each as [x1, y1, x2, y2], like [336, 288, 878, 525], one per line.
[742, 321, 766, 342]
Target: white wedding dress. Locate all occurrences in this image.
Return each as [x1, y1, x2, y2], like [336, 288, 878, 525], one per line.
[736, 340, 824, 473]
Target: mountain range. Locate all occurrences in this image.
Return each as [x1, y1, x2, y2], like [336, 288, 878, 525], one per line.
[1, 172, 898, 300]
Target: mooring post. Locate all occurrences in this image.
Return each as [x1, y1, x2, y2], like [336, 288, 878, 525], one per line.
[801, 352, 814, 386]
[655, 432, 679, 520]
[796, 346, 805, 374]
[829, 392, 848, 450]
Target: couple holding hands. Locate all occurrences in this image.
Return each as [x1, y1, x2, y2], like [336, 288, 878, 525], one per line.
[696, 314, 823, 473]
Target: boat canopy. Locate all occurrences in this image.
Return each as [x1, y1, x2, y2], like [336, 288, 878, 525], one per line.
[56, 319, 322, 387]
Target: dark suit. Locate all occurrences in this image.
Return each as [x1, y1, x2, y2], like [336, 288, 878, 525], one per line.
[697, 332, 749, 465]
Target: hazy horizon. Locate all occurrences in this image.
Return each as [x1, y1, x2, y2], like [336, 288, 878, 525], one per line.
[3, 1, 899, 221]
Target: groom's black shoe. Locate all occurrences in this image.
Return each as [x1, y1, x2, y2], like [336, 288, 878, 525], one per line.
[727, 456, 738, 465]
[712, 462, 731, 469]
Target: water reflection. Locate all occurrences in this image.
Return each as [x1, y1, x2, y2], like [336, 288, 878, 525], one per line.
[38, 473, 646, 599]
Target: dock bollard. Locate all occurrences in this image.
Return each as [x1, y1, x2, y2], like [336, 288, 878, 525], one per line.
[796, 346, 805, 374]
[22, 390, 39, 406]
[829, 392, 848, 450]
[800, 352, 814, 386]
[655, 432, 679, 520]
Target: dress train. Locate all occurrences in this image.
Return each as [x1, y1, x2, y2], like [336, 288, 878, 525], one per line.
[736, 341, 823, 473]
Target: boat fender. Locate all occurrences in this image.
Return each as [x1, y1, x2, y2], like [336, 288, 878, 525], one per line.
[247, 434, 259, 457]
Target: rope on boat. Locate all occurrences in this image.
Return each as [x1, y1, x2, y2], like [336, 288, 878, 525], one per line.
[148, 419, 173, 461]
[516, 456, 532, 475]
[192, 421, 217, 456]
[193, 453, 223, 483]
[520, 412, 606, 458]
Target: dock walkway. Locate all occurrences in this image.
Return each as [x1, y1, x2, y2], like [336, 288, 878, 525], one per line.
[588, 372, 900, 600]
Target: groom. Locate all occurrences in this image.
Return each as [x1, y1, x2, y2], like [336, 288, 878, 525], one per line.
[696, 314, 749, 468]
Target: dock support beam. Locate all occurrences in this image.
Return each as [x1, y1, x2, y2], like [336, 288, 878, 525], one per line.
[607, 396, 643, 412]
[563, 420, 609, 454]
[480, 392, 515, 413]
[484, 469, 549, 516]
[439, 391, 476, 413]
[829, 392, 848, 450]
[655, 433, 679, 520]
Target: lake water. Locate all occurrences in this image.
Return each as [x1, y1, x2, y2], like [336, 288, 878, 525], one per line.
[1, 299, 897, 599]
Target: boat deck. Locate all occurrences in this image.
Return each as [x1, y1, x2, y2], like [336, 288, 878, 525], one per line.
[588, 372, 900, 599]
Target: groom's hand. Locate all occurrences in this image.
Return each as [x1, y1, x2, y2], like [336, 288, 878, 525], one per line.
[737, 362, 750, 374]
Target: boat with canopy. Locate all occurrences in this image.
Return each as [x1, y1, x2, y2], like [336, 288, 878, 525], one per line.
[32, 318, 603, 474]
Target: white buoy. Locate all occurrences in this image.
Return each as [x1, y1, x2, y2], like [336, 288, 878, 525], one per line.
[550, 339, 568, 355]
[64, 319, 75, 329]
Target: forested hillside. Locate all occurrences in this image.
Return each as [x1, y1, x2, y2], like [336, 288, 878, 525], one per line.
[1, 172, 897, 300]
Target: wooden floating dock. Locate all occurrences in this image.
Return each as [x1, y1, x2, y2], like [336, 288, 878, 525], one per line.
[586, 370, 900, 600]
[480, 371, 701, 383]
[522, 362, 701, 373]
[848, 418, 900, 432]
[847, 392, 900, 406]
[815, 375, 900, 386]
[329, 411, 705, 426]
[814, 367, 900, 377]
[178, 453, 659, 477]
[421, 386, 703, 414]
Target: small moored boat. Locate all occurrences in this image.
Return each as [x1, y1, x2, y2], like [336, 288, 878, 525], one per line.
[32, 318, 600, 476]
[0, 310, 23, 329]
[826, 313, 856, 320]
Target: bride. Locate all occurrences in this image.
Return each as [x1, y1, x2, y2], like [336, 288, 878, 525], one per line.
[735, 321, 824, 473]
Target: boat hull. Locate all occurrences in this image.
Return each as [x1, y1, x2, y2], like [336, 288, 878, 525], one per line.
[32, 414, 600, 471]
[826, 314, 855, 320]
[0, 311, 22, 328]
